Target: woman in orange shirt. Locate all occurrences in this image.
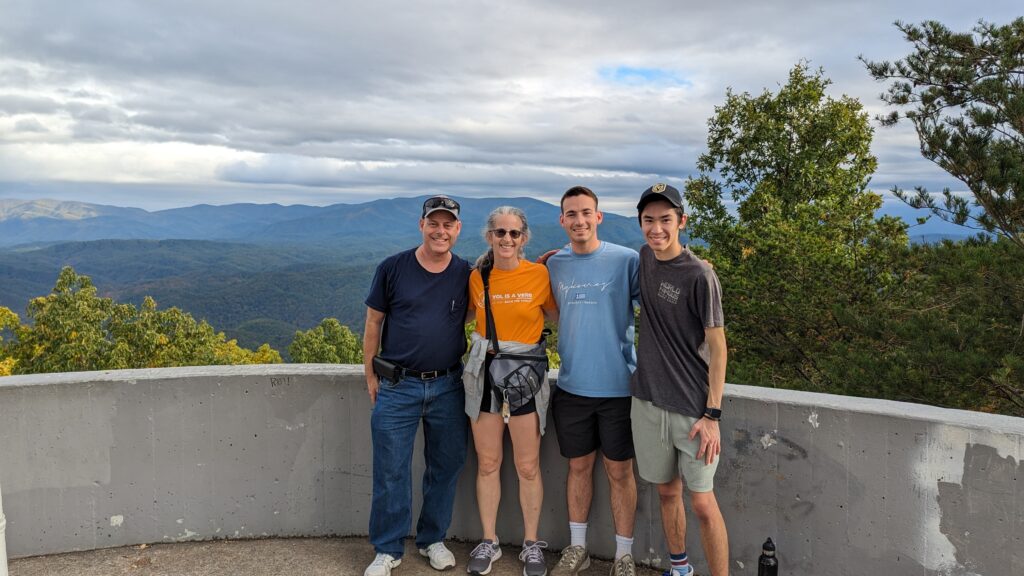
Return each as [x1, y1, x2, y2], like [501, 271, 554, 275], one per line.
[462, 206, 557, 576]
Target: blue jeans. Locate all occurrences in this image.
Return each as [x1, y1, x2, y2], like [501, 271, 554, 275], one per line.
[369, 368, 468, 558]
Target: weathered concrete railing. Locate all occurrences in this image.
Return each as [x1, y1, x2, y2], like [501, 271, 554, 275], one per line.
[0, 366, 1021, 575]
[1, 481, 7, 576]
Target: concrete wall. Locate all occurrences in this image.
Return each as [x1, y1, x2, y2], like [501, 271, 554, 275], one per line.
[0, 366, 1021, 575]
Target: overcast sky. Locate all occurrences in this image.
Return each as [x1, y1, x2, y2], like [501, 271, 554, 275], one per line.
[0, 1, 1019, 215]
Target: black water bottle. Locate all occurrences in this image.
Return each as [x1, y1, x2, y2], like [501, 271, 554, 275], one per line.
[757, 537, 778, 576]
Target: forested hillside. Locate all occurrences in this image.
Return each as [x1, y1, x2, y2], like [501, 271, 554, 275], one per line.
[0, 240, 370, 355]
[0, 196, 648, 355]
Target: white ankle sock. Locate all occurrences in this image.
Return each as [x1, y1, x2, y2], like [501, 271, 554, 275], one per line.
[569, 522, 588, 548]
[614, 534, 633, 560]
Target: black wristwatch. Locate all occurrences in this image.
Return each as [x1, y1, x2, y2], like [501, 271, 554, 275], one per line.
[703, 407, 722, 421]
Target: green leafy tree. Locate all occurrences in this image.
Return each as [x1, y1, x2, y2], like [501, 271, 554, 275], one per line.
[685, 63, 909, 391]
[6, 267, 281, 374]
[9, 267, 117, 373]
[213, 340, 282, 365]
[0, 306, 20, 376]
[105, 296, 282, 368]
[895, 239, 1023, 415]
[830, 238, 1024, 416]
[862, 18, 1024, 249]
[289, 318, 363, 364]
[544, 321, 560, 370]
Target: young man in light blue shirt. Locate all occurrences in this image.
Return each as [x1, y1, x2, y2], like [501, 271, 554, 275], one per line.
[544, 186, 640, 576]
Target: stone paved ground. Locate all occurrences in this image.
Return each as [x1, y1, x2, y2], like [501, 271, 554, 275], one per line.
[8, 537, 667, 576]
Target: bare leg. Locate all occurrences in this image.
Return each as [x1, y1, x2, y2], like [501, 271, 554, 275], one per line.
[603, 456, 637, 538]
[690, 490, 728, 576]
[566, 452, 596, 523]
[508, 411, 543, 542]
[471, 412, 506, 541]
[656, 477, 686, 554]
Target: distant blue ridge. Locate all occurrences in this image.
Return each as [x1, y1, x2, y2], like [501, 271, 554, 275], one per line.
[0, 195, 975, 250]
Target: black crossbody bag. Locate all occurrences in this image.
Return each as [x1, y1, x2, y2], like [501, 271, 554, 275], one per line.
[481, 264, 550, 422]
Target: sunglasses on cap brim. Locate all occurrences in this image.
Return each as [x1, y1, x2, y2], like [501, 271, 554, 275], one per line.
[423, 196, 460, 212]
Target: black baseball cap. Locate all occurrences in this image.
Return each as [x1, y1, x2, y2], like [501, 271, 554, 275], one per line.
[422, 195, 461, 220]
[636, 183, 684, 216]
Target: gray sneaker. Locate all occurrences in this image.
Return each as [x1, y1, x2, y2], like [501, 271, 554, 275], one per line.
[552, 545, 590, 576]
[609, 554, 634, 576]
[519, 540, 549, 576]
[467, 539, 502, 575]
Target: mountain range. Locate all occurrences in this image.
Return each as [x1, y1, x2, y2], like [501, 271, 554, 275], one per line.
[0, 195, 973, 358]
[0, 196, 647, 251]
[0, 196, 647, 356]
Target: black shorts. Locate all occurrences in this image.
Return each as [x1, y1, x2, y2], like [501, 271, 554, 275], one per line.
[479, 353, 538, 416]
[551, 386, 634, 461]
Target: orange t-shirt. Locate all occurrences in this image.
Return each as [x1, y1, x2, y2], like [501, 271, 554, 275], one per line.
[469, 259, 555, 344]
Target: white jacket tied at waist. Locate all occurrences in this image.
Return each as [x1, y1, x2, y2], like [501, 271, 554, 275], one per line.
[463, 331, 551, 435]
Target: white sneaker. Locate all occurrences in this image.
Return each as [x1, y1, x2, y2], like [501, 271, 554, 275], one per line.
[365, 553, 402, 576]
[419, 542, 457, 570]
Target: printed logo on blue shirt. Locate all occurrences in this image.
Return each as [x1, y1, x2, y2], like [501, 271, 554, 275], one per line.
[557, 279, 614, 306]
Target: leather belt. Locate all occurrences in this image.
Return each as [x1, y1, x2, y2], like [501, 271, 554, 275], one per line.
[399, 362, 462, 381]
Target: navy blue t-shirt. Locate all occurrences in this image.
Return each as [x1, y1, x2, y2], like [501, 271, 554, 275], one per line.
[365, 248, 471, 371]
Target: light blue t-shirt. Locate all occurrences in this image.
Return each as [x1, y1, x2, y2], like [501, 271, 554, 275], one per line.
[547, 241, 640, 397]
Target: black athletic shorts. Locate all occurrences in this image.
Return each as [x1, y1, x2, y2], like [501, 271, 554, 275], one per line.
[479, 353, 538, 416]
[551, 386, 634, 461]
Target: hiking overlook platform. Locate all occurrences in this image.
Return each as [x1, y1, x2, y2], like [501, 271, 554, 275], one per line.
[0, 365, 1021, 575]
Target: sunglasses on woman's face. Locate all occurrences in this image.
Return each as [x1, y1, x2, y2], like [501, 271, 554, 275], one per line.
[490, 228, 523, 240]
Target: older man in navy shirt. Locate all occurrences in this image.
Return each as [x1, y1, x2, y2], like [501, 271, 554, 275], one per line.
[362, 195, 471, 576]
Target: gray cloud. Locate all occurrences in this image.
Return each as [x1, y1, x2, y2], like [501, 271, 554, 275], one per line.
[12, 117, 48, 133]
[0, 0, 1018, 211]
[0, 94, 61, 115]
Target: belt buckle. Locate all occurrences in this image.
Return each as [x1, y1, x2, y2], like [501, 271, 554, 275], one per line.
[420, 370, 441, 380]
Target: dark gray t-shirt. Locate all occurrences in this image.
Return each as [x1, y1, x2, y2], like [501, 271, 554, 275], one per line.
[631, 244, 724, 417]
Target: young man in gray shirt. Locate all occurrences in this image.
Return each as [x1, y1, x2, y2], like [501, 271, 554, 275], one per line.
[631, 184, 729, 576]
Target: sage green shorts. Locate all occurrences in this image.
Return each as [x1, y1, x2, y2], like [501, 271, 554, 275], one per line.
[630, 397, 718, 492]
